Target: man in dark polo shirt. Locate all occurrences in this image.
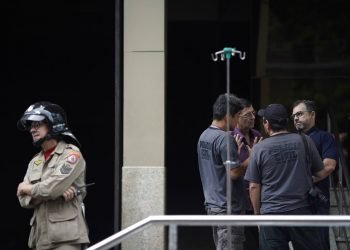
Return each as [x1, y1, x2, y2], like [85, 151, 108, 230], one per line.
[292, 99, 338, 250]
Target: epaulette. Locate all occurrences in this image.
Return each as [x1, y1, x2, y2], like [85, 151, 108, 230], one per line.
[65, 143, 80, 152]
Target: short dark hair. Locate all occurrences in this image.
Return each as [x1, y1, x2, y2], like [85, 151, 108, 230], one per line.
[293, 99, 316, 112]
[269, 120, 288, 131]
[258, 104, 289, 131]
[213, 93, 243, 120]
[239, 98, 252, 108]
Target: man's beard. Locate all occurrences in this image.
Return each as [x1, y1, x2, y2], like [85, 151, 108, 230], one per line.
[295, 122, 305, 131]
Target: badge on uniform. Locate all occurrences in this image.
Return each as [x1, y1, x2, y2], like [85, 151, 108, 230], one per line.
[66, 152, 80, 165]
[34, 160, 42, 166]
[60, 164, 73, 175]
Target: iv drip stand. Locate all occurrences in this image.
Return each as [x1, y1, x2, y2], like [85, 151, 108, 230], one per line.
[211, 47, 246, 249]
[211, 47, 246, 214]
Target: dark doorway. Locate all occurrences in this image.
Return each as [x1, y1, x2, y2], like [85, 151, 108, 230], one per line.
[166, 1, 258, 249]
[3, 2, 116, 249]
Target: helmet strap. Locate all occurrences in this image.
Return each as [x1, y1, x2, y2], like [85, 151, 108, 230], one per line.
[33, 137, 46, 148]
[32, 133, 54, 148]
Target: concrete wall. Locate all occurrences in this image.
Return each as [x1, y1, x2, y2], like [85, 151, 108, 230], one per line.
[122, 0, 165, 249]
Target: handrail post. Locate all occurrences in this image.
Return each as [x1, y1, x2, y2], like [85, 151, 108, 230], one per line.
[168, 224, 178, 250]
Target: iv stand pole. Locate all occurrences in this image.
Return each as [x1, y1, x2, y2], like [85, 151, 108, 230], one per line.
[211, 47, 246, 249]
[225, 50, 233, 214]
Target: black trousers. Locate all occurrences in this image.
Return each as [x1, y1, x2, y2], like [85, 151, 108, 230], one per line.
[260, 207, 323, 250]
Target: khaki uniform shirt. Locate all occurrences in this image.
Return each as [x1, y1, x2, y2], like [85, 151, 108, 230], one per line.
[18, 141, 90, 249]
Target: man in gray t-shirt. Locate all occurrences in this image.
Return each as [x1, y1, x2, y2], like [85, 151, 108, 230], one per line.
[198, 93, 248, 250]
[246, 133, 324, 214]
[244, 104, 329, 249]
[198, 126, 245, 213]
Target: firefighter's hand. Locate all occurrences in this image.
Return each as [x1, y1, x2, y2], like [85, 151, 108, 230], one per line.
[62, 186, 77, 201]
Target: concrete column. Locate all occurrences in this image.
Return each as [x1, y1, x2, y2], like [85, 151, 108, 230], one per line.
[122, 0, 165, 249]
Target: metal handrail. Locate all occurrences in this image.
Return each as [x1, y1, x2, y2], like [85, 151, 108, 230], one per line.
[87, 215, 350, 250]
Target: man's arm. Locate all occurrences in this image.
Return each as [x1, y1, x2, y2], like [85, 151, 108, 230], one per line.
[17, 181, 77, 202]
[249, 182, 261, 215]
[307, 135, 336, 182]
[230, 157, 249, 180]
[313, 162, 332, 181]
[313, 158, 336, 182]
[230, 143, 253, 180]
[17, 182, 42, 208]
[17, 181, 33, 196]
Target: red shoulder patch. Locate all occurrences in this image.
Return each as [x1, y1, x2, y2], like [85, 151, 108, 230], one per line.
[65, 152, 81, 165]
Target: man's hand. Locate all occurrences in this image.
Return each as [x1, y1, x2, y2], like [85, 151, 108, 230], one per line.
[233, 134, 244, 155]
[17, 182, 32, 197]
[62, 186, 77, 201]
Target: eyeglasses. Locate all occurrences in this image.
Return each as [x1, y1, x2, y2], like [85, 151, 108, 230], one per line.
[30, 121, 45, 130]
[291, 110, 313, 119]
[239, 111, 256, 118]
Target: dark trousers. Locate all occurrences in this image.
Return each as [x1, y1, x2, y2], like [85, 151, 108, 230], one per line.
[313, 203, 330, 250]
[260, 207, 323, 250]
[244, 210, 259, 250]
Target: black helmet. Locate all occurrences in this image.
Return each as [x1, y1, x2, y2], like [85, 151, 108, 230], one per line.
[17, 101, 81, 148]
